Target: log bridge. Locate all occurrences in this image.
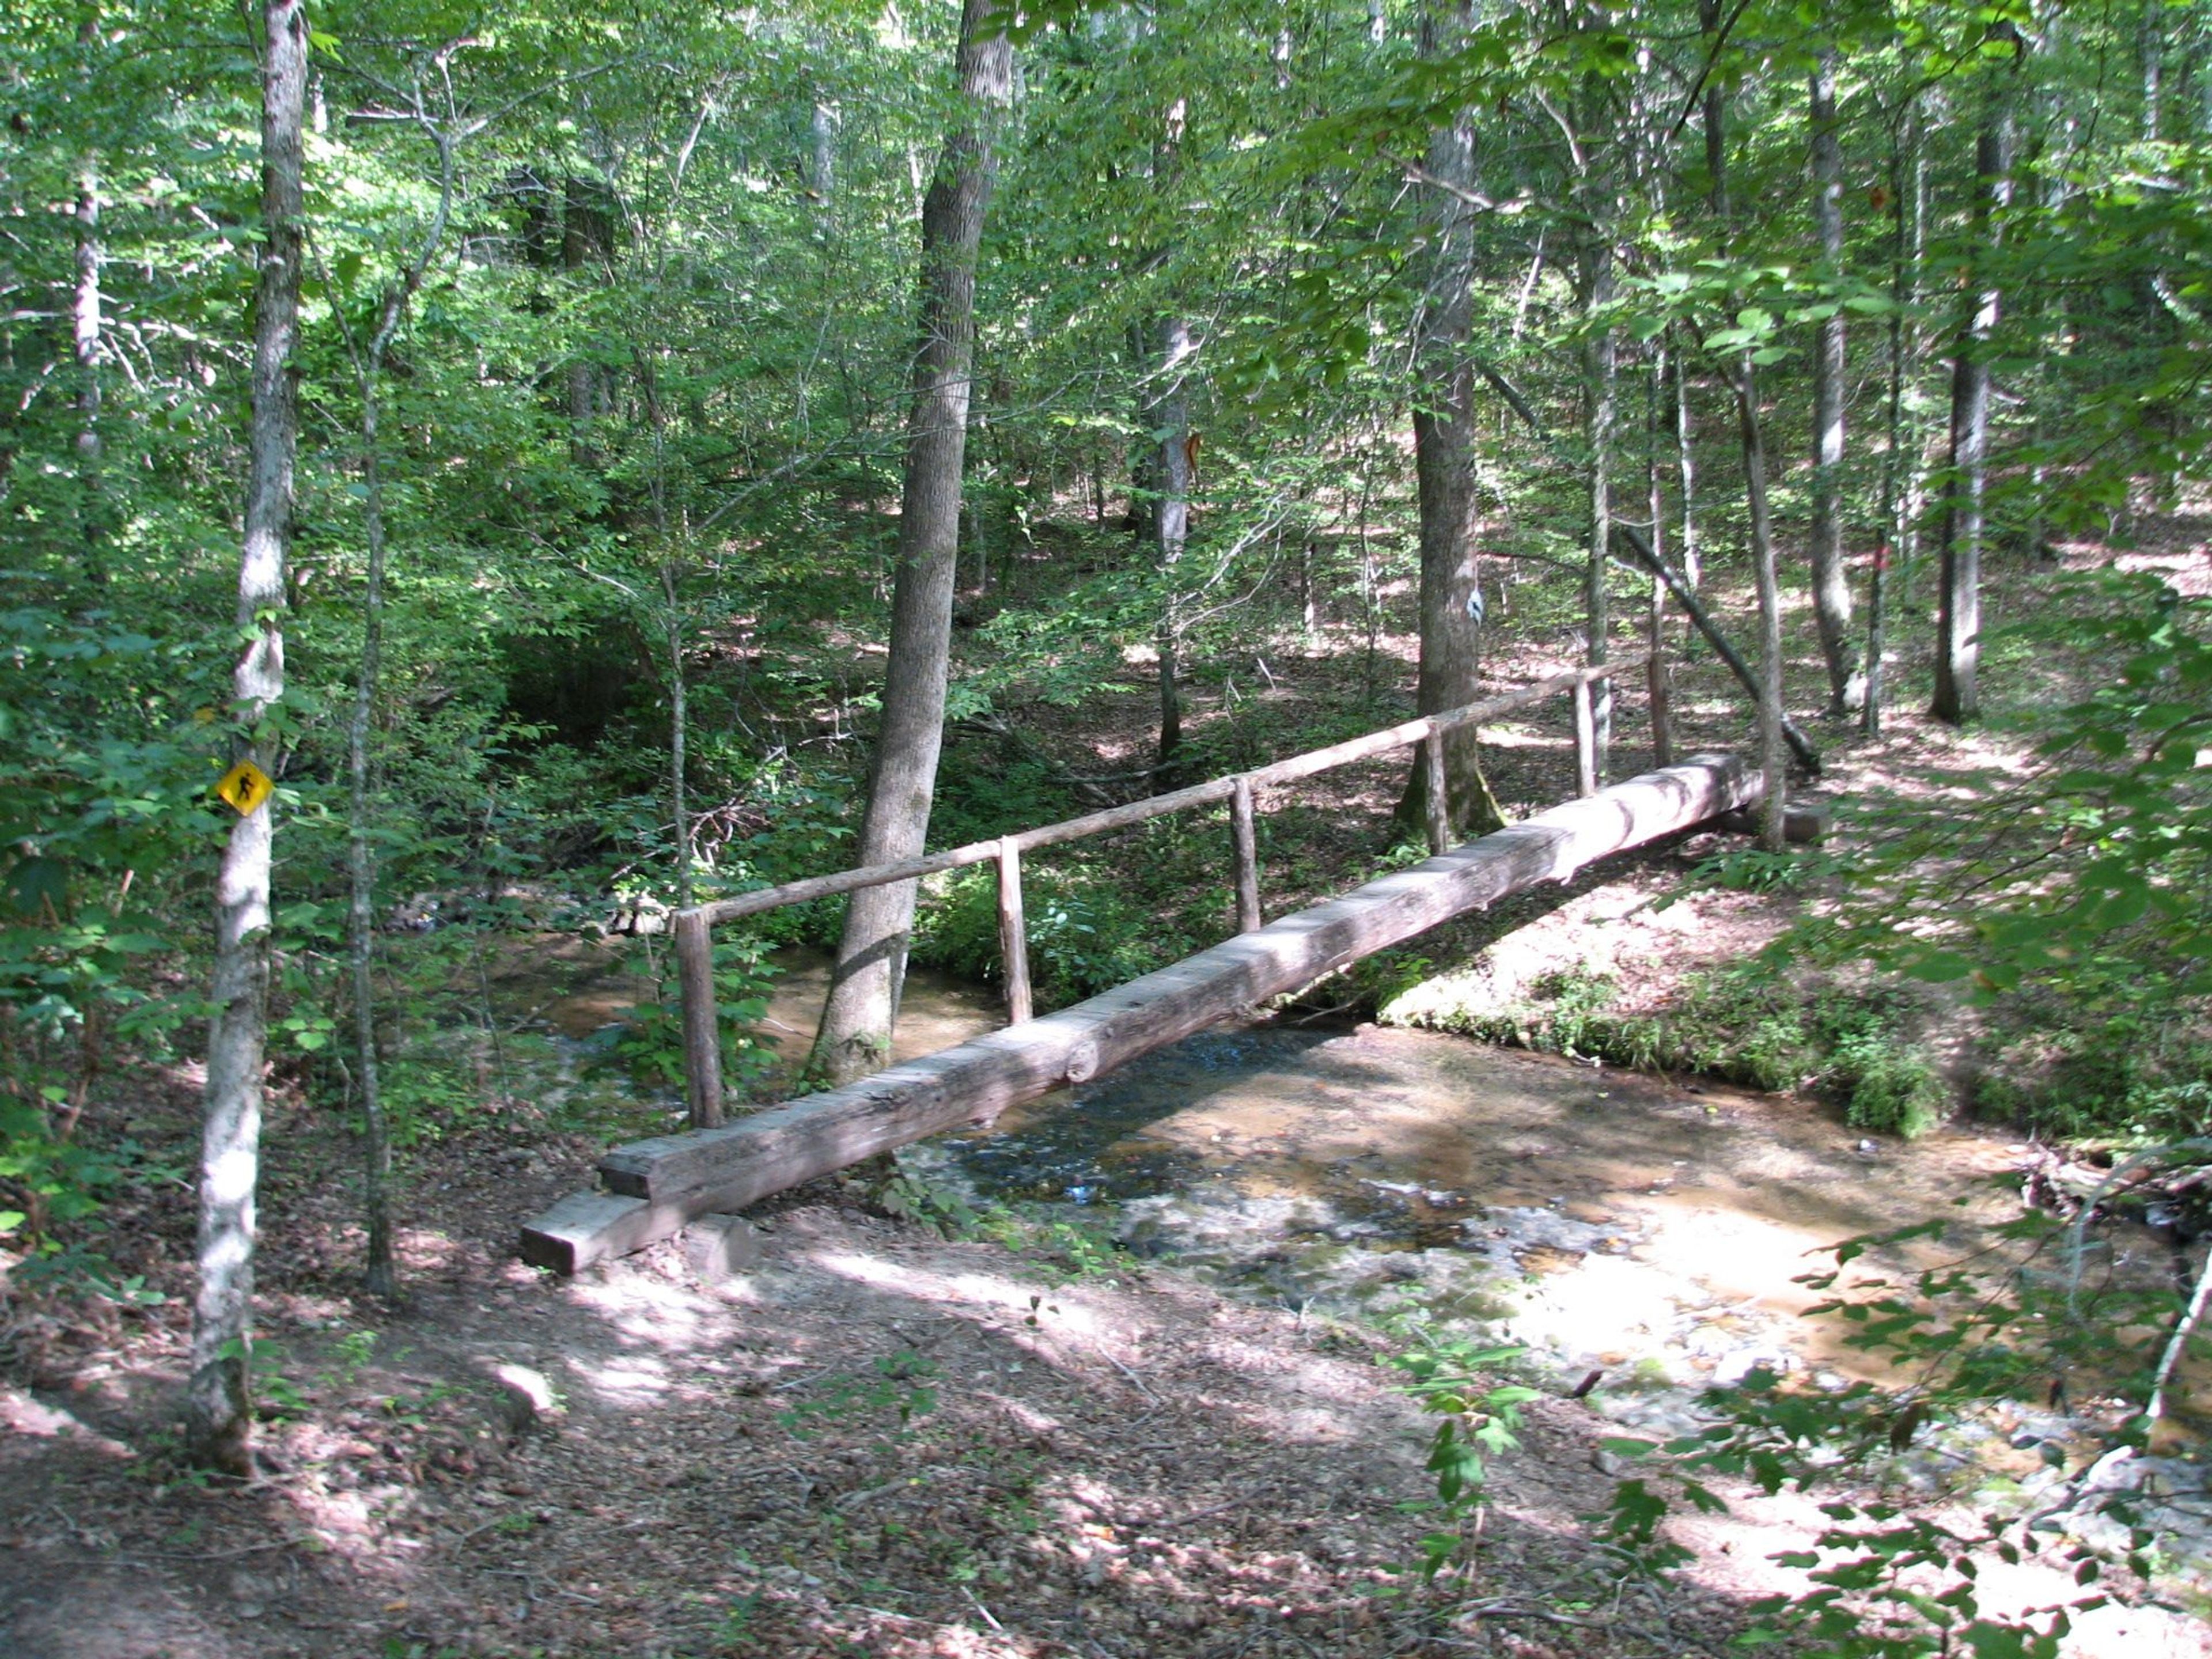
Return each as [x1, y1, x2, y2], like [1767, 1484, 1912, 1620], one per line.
[521, 653, 1769, 1274]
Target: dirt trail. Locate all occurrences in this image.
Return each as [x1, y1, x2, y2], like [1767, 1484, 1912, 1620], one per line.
[9, 1195, 2205, 1659]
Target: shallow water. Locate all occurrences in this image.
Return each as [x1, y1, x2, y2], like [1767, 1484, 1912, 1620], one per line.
[935, 1022, 2032, 1383]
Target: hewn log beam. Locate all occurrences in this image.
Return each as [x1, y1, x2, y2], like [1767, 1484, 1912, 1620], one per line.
[520, 754, 1749, 1274]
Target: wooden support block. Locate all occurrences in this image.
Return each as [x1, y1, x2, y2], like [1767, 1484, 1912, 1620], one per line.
[675, 909, 722, 1128]
[518, 1191, 690, 1276]
[1231, 775, 1262, 933]
[681, 1213, 763, 1284]
[1715, 798, 1833, 844]
[997, 836, 1032, 1025]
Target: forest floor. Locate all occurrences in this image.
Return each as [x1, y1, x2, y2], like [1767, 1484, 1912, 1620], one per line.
[7, 1078, 2210, 1659]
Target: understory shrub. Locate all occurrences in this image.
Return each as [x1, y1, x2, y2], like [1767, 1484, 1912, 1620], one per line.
[907, 862, 1184, 1012]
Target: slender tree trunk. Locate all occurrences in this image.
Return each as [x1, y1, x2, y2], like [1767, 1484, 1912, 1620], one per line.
[73, 148, 105, 581]
[347, 379, 395, 1298]
[1581, 234, 1617, 786]
[1897, 109, 1933, 601]
[1402, 0, 1500, 838]
[808, 0, 1011, 1085]
[1646, 345, 1674, 765]
[1931, 77, 2016, 726]
[1701, 0, 1786, 850]
[1671, 325, 1700, 592]
[335, 116, 456, 1297]
[186, 0, 306, 1475]
[1808, 48, 1855, 712]
[1152, 312, 1192, 774]
[1865, 97, 1917, 738]
[73, 15, 103, 576]
[1736, 357, 1789, 851]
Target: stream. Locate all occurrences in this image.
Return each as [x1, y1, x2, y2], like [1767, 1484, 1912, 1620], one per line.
[520, 936, 2212, 1572]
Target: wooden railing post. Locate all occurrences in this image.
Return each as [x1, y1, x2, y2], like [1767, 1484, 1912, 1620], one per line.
[1572, 678, 1599, 798]
[1230, 775, 1262, 933]
[675, 908, 723, 1128]
[997, 835, 1033, 1024]
[1422, 729, 1451, 854]
[1647, 648, 1675, 768]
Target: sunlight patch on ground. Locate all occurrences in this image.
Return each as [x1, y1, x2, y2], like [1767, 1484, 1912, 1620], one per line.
[809, 1249, 1112, 1340]
[563, 1260, 743, 1354]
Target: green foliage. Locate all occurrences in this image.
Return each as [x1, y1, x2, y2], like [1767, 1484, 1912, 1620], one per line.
[1389, 1337, 1537, 1583]
[908, 861, 1181, 1012]
[778, 1352, 941, 1440]
[594, 938, 780, 1097]
[1594, 1207, 2205, 1654]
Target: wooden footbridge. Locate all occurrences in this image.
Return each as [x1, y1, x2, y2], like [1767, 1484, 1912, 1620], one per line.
[522, 652, 1775, 1273]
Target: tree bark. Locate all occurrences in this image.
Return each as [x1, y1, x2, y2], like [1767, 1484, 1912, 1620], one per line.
[1931, 78, 2016, 726]
[1866, 95, 1918, 737]
[1152, 312, 1192, 773]
[186, 0, 306, 1475]
[1808, 48, 1855, 713]
[1402, 0, 1501, 838]
[1580, 234, 1616, 786]
[1671, 326, 1700, 591]
[1735, 357, 1790, 851]
[808, 0, 1011, 1086]
[1701, 0, 1786, 849]
[73, 149, 104, 580]
[336, 112, 456, 1297]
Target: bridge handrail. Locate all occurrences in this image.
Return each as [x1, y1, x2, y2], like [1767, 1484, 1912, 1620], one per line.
[672, 649, 1654, 1124]
[683, 651, 1649, 927]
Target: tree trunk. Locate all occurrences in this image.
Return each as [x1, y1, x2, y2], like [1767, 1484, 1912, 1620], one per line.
[1402, 0, 1501, 838]
[808, 0, 1011, 1086]
[1671, 325, 1700, 592]
[1152, 312, 1192, 774]
[1736, 357, 1790, 851]
[335, 109, 456, 1296]
[1931, 81, 2016, 726]
[1701, 0, 1786, 850]
[1580, 234, 1616, 787]
[1866, 97, 1917, 738]
[347, 377, 395, 1299]
[1646, 345, 1674, 765]
[1808, 48, 1855, 712]
[73, 149, 104, 581]
[185, 0, 306, 1475]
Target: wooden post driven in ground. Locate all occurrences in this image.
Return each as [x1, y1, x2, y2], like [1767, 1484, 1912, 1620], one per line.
[996, 835, 1032, 1025]
[675, 908, 722, 1128]
[1231, 775, 1262, 933]
[521, 753, 1752, 1274]
[1422, 729, 1450, 854]
[1572, 681, 1599, 797]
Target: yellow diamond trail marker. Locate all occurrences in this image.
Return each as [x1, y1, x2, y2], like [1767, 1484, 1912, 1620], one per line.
[214, 759, 274, 817]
